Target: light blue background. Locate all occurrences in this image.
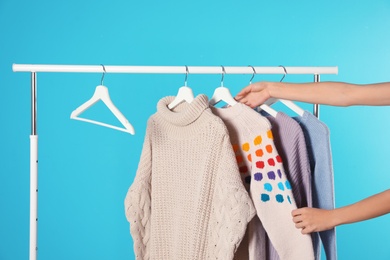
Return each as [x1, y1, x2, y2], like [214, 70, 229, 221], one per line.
[1, 0, 390, 259]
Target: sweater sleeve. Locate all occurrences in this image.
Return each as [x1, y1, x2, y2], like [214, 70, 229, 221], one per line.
[248, 128, 314, 260]
[124, 123, 153, 260]
[210, 135, 256, 259]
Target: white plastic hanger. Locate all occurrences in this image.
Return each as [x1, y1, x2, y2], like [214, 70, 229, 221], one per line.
[265, 98, 305, 117]
[209, 66, 238, 106]
[265, 66, 305, 117]
[257, 104, 278, 117]
[168, 66, 195, 109]
[70, 65, 135, 135]
[249, 66, 277, 118]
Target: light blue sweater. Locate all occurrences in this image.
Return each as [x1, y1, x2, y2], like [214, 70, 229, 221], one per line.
[294, 111, 337, 260]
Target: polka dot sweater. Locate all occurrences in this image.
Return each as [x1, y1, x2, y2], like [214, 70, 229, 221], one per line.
[124, 95, 256, 260]
[210, 103, 314, 260]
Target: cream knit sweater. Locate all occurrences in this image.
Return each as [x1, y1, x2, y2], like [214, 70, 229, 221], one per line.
[210, 103, 315, 260]
[124, 95, 256, 260]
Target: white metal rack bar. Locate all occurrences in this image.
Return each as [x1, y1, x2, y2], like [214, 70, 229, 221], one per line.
[12, 64, 338, 260]
[13, 64, 338, 74]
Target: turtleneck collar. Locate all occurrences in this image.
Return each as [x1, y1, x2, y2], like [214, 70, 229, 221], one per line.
[153, 94, 219, 139]
[157, 94, 210, 126]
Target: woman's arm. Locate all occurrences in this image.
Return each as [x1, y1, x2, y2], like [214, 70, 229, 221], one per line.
[291, 189, 390, 234]
[234, 81, 390, 108]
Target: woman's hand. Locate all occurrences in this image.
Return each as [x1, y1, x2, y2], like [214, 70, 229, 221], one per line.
[292, 207, 337, 234]
[234, 82, 272, 108]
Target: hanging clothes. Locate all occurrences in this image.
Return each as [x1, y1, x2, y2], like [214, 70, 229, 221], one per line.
[124, 95, 255, 260]
[261, 111, 316, 260]
[210, 103, 314, 260]
[294, 111, 337, 260]
[262, 111, 312, 208]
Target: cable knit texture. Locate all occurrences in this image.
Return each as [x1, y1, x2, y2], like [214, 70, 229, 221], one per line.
[210, 104, 314, 260]
[124, 95, 255, 260]
[294, 111, 337, 260]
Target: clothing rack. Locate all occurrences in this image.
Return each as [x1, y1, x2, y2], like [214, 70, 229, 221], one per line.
[12, 64, 338, 260]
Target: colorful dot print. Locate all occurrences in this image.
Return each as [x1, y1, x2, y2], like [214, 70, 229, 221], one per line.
[267, 171, 276, 180]
[255, 149, 263, 157]
[256, 161, 265, 169]
[236, 155, 243, 164]
[232, 129, 293, 204]
[264, 183, 272, 192]
[278, 182, 285, 191]
[268, 158, 275, 166]
[267, 130, 273, 139]
[239, 166, 248, 174]
[261, 194, 270, 202]
[254, 135, 262, 145]
[253, 131, 292, 204]
[275, 194, 284, 203]
[265, 145, 273, 153]
[254, 172, 263, 181]
[232, 142, 251, 188]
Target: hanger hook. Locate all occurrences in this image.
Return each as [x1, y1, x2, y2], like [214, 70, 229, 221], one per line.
[279, 65, 287, 82]
[184, 65, 189, 86]
[100, 64, 106, 85]
[220, 65, 225, 87]
[248, 65, 256, 84]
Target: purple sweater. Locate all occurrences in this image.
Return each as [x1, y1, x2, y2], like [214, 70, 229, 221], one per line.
[262, 112, 315, 260]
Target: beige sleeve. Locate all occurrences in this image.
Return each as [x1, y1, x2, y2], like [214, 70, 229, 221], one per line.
[124, 123, 153, 260]
[209, 135, 256, 259]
